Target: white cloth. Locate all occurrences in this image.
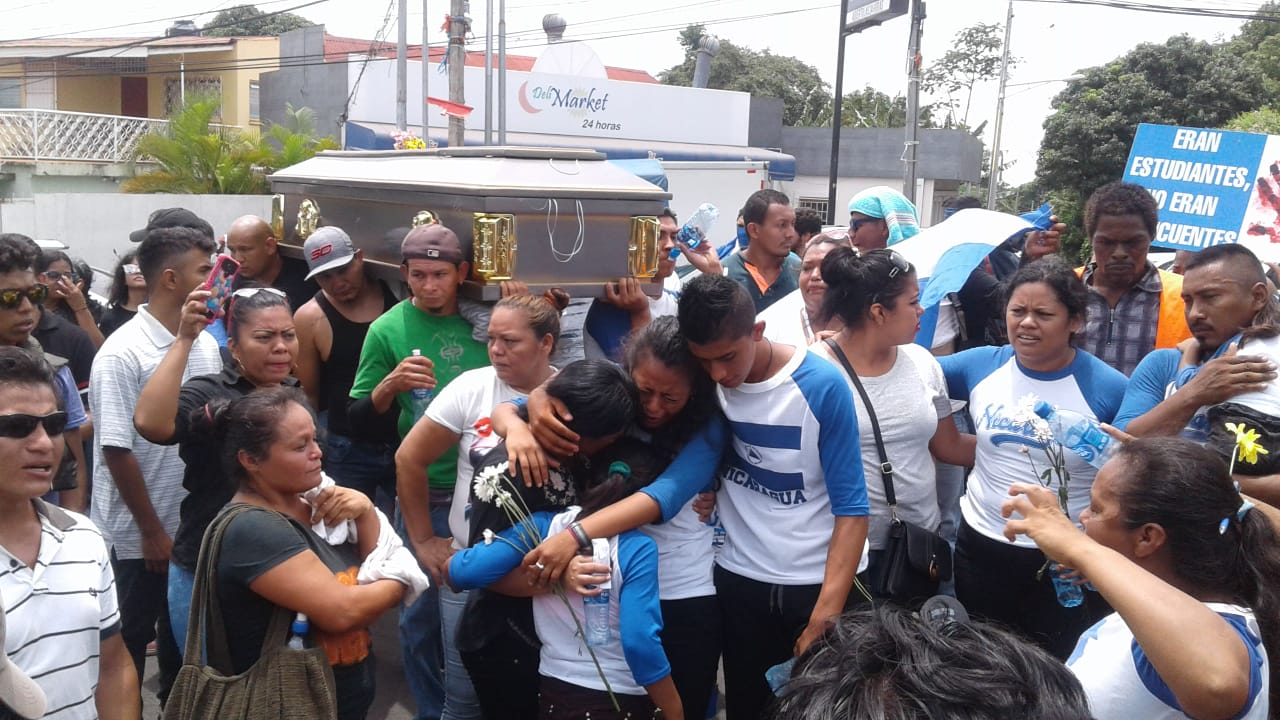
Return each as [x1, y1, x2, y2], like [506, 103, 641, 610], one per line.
[89, 305, 222, 559]
[427, 365, 549, 547]
[1068, 603, 1269, 720]
[1227, 334, 1280, 418]
[812, 341, 950, 549]
[758, 289, 816, 349]
[299, 475, 430, 605]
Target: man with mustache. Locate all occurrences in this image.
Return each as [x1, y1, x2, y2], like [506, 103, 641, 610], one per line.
[1076, 182, 1192, 375]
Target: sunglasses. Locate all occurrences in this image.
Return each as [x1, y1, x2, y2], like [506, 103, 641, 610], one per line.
[45, 270, 81, 284]
[885, 250, 911, 280]
[849, 217, 882, 234]
[232, 287, 287, 300]
[0, 284, 48, 310]
[0, 411, 67, 439]
[123, 263, 141, 275]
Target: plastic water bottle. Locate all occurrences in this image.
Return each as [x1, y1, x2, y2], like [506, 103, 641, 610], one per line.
[1033, 401, 1117, 469]
[669, 203, 720, 258]
[1050, 563, 1084, 608]
[287, 612, 309, 650]
[583, 538, 612, 648]
[409, 349, 434, 420]
[765, 658, 795, 695]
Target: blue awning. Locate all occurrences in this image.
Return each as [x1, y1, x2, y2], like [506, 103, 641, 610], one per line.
[344, 121, 796, 181]
[607, 158, 667, 191]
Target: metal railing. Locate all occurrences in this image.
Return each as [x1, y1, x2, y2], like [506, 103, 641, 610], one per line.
[0, 108, 232, 163]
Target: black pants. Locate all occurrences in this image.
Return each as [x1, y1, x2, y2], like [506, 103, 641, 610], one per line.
[538, 676, 656, 719]
[954, 520, 1090, 660]
[660, 595, 722, 719]
[111, 551, 180, 705]
[459, 628, 540, 720]
[715, 566, 823, 720]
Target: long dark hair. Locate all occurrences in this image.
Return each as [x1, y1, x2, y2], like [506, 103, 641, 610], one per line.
[577, 437, 662, 520]
[621, 316, 717, 461]
[1113, 437, 1280, 705]
[107, 250, 139, 307]
[819, 246, 916, 328]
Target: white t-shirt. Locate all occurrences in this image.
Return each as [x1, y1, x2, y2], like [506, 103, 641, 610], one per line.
[427, 365, 545, 547]
[1226, 334, 1280, 417]
[582, 291, 679, 362]
[813, 341, 950, 549]
[939, 346, 1128, 547]
[759, 289, 815, 349]
[89, 305, 223, 559]
[1068, 603, 1269, 720]
[715, 348, 870, 585]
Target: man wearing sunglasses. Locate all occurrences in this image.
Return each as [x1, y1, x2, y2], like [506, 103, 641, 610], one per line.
[0, 235, 90, 513]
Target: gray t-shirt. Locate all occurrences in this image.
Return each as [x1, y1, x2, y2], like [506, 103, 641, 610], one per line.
[813, 342, 951, 549]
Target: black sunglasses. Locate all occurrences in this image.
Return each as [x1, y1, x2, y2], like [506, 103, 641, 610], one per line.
[849, 217, 882, 234]
[45, 270, 81, 284]
[0, 284, 48, 310]
[885, 249, 911, 280]
[0, 411, 67, 439]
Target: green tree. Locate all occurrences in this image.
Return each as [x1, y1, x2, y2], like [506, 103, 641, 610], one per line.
[1227, 106, 1280, 134]
[124, 97, 336, 194]
[204, 4, 314, 37]
[923, 22, 1009, 129]
[661, 25, 831, 127]
[1226, 1, 1280, 98]
[1035, 35, 1265, 262]
[826, 86, 936, 128]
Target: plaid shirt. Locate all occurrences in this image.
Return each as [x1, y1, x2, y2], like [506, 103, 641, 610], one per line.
[1078, 262, 1164, 376]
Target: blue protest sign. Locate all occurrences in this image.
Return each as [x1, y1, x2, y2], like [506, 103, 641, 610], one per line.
[1122, 123, 1276, 251]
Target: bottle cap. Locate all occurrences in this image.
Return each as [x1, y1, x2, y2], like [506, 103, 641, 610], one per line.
[1032, 400, 1054, 418]
[411, 349, 422, 357]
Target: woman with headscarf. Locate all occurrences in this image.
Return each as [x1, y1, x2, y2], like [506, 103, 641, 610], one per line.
[847, 185, 922, 253]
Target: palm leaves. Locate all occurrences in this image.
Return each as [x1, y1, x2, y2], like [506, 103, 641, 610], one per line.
[123, 97, 337, 194]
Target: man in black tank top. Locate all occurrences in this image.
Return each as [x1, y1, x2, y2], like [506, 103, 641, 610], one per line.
[293, 227, 400, 506]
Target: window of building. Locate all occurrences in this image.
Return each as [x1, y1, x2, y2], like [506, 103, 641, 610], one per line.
[249, 81, 260, 123]
[0, 78, 20, 109]
[797, 197, 830, 217]
[165, 76, 222, 117]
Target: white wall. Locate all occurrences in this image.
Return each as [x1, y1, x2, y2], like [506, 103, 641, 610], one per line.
[782, 175, 940, 227]
[1, 193, 271, 273]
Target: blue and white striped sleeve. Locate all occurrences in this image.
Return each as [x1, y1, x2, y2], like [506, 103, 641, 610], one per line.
[448, 512, 553, 590]
[617, 532, 670, 687]
[639, 414, 727, 523]
[796, 357, 868, 517]
[937, 346, 1011, 402]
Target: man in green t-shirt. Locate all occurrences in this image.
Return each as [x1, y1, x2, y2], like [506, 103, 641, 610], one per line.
[347, 223, 488, 719]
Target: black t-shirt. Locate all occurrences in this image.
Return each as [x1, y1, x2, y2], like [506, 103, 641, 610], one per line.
[170, 369, 300, 571]
[214, 505, 371, 718]
[457, 443, 590, 655]
[234, 255, 319, 313]
[97, 304, 136, 338]
[32, 309, 95, 392]
[315, 282, 399, 440]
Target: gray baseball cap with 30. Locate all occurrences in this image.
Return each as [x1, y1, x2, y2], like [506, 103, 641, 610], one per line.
[303, 226, 358, 281]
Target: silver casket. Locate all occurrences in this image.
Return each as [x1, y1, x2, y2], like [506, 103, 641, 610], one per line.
[267, 146, 671, 300]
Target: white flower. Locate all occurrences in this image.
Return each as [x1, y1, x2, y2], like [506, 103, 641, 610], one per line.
[1017, 393, 1039, 411]
[482, 529, 496, 546]
[473, 461, 510, 503]
[1029, 418, 1055, 446]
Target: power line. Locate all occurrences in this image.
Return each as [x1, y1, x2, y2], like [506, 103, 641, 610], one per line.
[1012, 0, 1279, 21]
[1, 0, 317, 43]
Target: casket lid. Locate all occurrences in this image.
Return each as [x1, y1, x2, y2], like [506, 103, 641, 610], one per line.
[269, 146, 671, 200]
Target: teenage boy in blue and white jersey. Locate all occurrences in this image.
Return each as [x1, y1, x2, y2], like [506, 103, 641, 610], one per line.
[677, 274, 869, 720]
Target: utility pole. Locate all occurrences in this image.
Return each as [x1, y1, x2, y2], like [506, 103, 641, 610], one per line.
[427, 0, 437, 141]
[987, 0, 1014, 210]
[498, 0, 507, 143]
[827, 0, 850, 226]
[396, 0, 407, 131]
[448, 0, 467, 148]
[902, 0, 925, 202]
[483, 0, 493, 144]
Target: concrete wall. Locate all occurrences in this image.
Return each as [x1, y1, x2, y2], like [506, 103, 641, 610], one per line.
[783, 176, 946, 226]
[0, 192, 270, 272]
[261, 26, 349, 142]
[781, 126, 983, 184]
[56, 75, 120, 115]
[748, 97, 785, 150]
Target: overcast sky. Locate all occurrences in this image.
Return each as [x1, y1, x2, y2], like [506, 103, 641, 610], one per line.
[2, 0, 1266, 184]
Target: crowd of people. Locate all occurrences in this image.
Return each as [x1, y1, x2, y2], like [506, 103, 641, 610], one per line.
[1, 179, 1279, 720]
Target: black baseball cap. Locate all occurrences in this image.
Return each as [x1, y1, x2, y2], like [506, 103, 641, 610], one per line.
[130, 208, 215, 243]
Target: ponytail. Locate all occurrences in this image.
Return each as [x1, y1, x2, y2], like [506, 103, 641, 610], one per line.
[819, 247, 915, 329]
[1235, 506, 1280, 710]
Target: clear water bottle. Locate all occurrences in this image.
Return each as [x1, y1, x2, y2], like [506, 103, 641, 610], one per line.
[669, 203, 721, 258]
[409, 348, 434, 420]
[583, 538, 612, 648]
[1033, 401, 1117, 469]
[287, 612, 309, 650]
[1050, 563, 1084, 608]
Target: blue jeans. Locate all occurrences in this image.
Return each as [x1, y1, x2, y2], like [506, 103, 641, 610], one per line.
[168, 561, 198, 654]
[397, 503, 450, 720]
[323, 422, 398, 518]
[440, 583, 482, 720]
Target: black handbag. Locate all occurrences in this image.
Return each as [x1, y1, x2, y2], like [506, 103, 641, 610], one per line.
[1208, 401, 1280, 476]
[824, 339, 953, 605]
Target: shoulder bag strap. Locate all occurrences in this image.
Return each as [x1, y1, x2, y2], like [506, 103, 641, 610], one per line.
[824, 338, 898, 514]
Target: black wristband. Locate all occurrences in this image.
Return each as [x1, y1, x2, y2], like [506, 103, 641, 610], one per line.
[568, 521, 592, 552]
